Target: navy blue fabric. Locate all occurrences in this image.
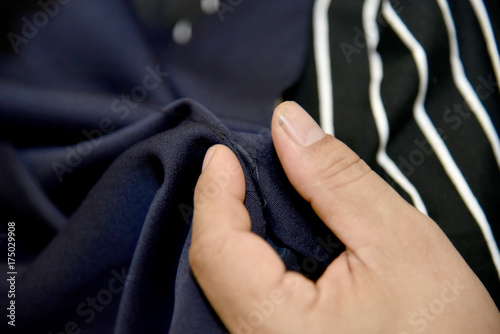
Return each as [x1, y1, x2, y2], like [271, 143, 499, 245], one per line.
[2, 1, 498, 333]
[1, 98, 340, 333]
[0, 1, 321, 332]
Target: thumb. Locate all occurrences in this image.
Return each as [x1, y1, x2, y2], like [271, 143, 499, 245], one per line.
[271, 101, 430, 250]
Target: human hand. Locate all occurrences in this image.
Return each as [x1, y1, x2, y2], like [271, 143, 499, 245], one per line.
[189, 101, 500, 333]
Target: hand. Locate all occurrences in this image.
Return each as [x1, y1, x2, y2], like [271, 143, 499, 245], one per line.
[189, 101, 500, 333]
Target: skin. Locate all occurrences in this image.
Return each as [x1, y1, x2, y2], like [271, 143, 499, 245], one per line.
[189, 101, 500, 334]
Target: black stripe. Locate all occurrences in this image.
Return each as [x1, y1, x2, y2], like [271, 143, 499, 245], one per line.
[328, 1, 381, 169]
[384, 0, 500, 304]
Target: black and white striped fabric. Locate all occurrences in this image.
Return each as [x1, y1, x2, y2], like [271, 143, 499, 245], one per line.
[291, 0, 500, 304]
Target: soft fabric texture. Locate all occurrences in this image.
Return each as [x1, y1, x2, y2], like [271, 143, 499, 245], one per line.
[1, 0, 499, 333]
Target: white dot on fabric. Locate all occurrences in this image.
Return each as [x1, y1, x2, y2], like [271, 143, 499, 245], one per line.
[172, 20, 192, 45]
[200, 0, 220, 15]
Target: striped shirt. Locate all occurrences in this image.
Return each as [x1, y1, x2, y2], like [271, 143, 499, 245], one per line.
[0, 1, 498, 332]
[293, 0, 500, 303]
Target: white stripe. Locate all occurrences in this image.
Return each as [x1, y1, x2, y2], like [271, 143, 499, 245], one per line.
[469, 0, 500, 96]
[362, 0, 428, 214]
[313, 0, 335, 135]
[437, 0, 500, 168]
[383, 0, 500, 278]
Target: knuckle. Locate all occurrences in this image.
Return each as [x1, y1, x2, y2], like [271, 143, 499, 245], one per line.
[312, 143, 372, 190]
[194, 169, 234, 207]
[189, 237, 210, 277]
[193, 177, 220, 211]
[189, 231, 232, 278]
[195, 174, 216, 199]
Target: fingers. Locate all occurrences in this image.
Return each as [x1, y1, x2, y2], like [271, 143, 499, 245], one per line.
[271, 101, 430, 251]
[189, 145, 316, 332]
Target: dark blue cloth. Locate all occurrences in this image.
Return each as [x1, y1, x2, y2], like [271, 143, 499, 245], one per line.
[2, 1, 499, 333]
[0, 1, 337, 332]
[1, 98, 341, 333]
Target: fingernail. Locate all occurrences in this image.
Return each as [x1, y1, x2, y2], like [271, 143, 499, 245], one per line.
[279, 102, 325, 147]
[202, 146, 216, 172]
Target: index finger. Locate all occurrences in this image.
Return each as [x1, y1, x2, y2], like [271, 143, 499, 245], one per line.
[189, 145, 315, 331]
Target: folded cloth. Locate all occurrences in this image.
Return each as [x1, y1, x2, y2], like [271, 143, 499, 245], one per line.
[1, 99, 342, 333]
